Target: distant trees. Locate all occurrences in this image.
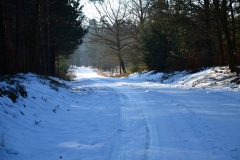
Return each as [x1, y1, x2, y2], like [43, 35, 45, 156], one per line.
[87, 0, 240, 75]
[0, 0, 87, 77]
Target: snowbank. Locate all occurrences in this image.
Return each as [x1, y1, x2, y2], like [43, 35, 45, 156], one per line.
[127, 67, 240, 90]
[0, 70, 119, 160]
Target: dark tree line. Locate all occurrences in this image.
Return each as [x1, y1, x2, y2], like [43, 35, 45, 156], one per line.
[0, 0, 87, 76]
[141, 0, 240, 74]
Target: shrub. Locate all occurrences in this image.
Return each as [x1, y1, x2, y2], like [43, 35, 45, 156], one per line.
[0, 77, 28, 103]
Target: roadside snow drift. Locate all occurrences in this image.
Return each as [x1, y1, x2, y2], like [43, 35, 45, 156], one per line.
[0, 69, 120, 160]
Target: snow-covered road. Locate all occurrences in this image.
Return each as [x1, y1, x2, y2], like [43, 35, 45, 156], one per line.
[1, 66, 240, 160]
[98, 78, 240, 160]
[72, 66, 240, 160]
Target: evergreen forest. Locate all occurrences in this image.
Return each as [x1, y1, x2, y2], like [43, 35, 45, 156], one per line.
[140, 0, 240, 74]
[0, 0, 87, 77]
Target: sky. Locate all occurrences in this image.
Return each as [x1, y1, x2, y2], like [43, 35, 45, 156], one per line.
[81, 0, 100, 20]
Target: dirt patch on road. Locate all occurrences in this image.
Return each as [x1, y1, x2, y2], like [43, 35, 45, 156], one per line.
[97, 70, 109, 77]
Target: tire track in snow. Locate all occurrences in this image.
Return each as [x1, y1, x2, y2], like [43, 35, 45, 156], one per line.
[95, 79, 150, 160]
[147, 88, 233, 159]
[113, 88, 150, 160]
[117, 82, 231, 159]
[100, 79, 240, 160]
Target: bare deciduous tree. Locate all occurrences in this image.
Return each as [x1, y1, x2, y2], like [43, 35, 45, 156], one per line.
[89, 0, 136, 74]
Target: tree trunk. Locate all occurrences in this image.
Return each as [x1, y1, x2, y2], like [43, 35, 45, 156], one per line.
[216, 18, 224, 66]
[204, 0, 213, 67]
[46, 0, 51, 75]
[117, 53, 126, 74]
[57, 54, 60, 77]
[51, 40, 56, 76]
[230, 0, 236, 52]
[221, 0, 238, 75]
[0, 0, 8, 75]
[229, 0, 238, 71]
[213, 0, 238, 75]
[32, 0, 40, 73]
[16, 0, 23, 73]
[39, 0, 46, 74]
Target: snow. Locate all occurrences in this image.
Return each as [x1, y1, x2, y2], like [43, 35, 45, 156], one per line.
[0, 66, 240, 160]
[127, 67, 240, 90]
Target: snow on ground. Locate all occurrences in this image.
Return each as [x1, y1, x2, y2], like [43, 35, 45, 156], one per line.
[0, 70, 120, 160]
[127, 67, 240, 90]
[0, 66, 240, 160]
